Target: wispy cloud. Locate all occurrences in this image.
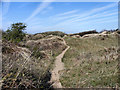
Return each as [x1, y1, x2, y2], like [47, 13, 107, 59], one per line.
[91, 3, 117, 13]
[47, 3, 117, 26]
[52, 3, 117, 26]
[25, 3, 117, 33]
[41, 6, 53, 14]
[2, 2, 117, 33]
[70, 11, 117, 23]
[48, 10, 80, 22]
[56, 10, 79, 16]
[25, 0, 54, 22]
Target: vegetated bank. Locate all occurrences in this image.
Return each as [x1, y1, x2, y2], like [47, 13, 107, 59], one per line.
[1, 23, 67, 89]
[1, 23, 120, 89]
[60, 30, 119, 88]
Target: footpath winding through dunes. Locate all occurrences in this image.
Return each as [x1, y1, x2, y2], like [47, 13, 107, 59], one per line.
[50, 39, 70, 88]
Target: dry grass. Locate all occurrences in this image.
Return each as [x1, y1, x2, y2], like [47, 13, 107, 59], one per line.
[2, 36, 67, 89]
[60, 34, 119, 88]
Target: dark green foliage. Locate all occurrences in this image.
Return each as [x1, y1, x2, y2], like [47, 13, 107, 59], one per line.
[3, 23, 26, 43]
[69, 30, 98, 37]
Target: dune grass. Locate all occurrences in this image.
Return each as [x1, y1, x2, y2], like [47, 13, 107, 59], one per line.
[60, 34, 119, 88]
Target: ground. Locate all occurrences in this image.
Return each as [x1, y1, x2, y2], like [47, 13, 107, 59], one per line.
[1, 31, 119, 89]
[60, 34, 119, 88]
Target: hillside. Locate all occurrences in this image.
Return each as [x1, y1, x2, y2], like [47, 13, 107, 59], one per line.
[2, 35, 67, 89]
[1, 30, 120, 89]
[60, 32, 119, 88]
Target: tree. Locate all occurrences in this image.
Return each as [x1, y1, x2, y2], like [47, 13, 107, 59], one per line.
[4, 23, 26, 42]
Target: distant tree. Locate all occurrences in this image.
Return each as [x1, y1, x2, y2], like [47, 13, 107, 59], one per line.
[3, 23, 26, 42]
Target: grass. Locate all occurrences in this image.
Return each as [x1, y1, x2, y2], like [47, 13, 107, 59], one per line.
[60, 34, 119, 88]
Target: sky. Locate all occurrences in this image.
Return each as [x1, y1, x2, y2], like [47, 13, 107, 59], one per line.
[2, 2, 118, 34]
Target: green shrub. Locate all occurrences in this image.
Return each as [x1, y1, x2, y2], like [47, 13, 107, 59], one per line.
[3, 22, 26, 43]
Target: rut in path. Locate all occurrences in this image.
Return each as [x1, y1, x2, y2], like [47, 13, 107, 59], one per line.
[50, 40, 70, 88]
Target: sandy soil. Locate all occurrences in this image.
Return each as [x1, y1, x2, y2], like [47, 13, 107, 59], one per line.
[50, 40, 70, 88]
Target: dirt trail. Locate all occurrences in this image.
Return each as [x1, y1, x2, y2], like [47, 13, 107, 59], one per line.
[50, 39, 70, 88]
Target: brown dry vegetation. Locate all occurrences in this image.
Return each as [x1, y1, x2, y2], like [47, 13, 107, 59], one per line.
[2, 35, 66, 89]
[60, 33, 119, 88]
[1, 30, 120, 89]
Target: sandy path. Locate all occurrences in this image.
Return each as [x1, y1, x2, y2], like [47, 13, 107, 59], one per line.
[50, 40, 70, 88]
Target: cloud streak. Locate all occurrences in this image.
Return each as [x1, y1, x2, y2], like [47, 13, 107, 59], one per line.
[56, 10, 79, 16]
[52, 3, 117, 26]
[2, 2, 117, 33]
[25, 0, 54, 22]
[25, 3, 117, 33]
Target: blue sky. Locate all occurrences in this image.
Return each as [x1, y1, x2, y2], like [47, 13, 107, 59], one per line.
[2, 2, 118, 34]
